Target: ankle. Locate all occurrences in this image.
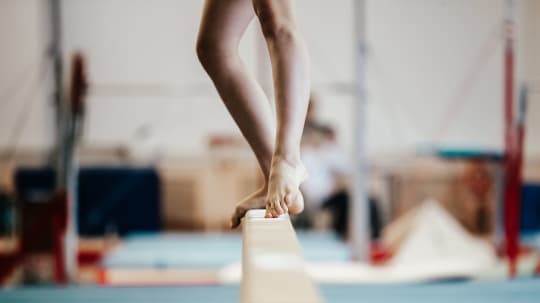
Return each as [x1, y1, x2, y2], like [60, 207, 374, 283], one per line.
[259, 182, 269, 193]
[272, 151, 302, 168]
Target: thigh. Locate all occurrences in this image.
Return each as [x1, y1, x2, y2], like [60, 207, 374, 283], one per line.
[197, 0, 255, 51]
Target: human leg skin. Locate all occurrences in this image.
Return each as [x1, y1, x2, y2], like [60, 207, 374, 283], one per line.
[196, 0, 275, 227]
[252, 0, 311, 218]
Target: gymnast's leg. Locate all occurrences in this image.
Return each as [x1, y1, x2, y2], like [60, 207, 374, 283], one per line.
[253, 0, 311, 218]
[197, 0, 275, 227]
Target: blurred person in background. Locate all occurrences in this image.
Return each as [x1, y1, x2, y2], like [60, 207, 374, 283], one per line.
[298, 98, 381, 240]
[197, 0, 311, 227]
[450, 160, 494, 236]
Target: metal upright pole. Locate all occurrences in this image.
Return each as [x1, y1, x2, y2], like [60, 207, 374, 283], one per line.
[502, 0, 519, 278]
[351, 0, 370, 262]
[50, 0, 64, 183]
[49, 0, 77, 283]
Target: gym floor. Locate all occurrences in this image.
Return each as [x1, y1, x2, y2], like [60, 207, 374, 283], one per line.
[2, 279, 539, 303]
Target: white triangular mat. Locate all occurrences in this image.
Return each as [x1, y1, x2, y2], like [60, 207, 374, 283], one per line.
[390, 199, 497, 272]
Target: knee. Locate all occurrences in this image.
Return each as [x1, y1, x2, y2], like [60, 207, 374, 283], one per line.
[196, 35, 234, 71]
[195, 36, 217, 69]
[254, 1, 297, 42]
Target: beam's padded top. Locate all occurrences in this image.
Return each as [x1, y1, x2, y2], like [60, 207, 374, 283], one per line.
[241, 209, 322, 303]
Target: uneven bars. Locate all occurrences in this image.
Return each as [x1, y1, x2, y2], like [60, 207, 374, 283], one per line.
[241, 210, 322, 303]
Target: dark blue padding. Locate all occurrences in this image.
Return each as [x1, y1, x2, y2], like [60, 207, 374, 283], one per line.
[14, 166, 162, 236]
[14, 167, 56, 203]
[77, 167, 161, 236]
[521, 183, 540, 232]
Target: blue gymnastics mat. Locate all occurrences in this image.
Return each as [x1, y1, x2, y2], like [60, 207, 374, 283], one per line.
[521, 231, 540, 250]
[103, 231, 350, 269]
[318, 278, 540, 303]
[1, 278, 539, 303]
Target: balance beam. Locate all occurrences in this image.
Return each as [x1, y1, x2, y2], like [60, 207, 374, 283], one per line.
[241, 210, 322, 303]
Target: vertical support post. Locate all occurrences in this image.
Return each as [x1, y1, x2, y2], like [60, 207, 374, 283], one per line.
[350, 0, 370, 262]
[502, 0, 520, 278]
[49, 0, 77, 283]
[493, 163, 505, 246]
[50, 0, 64, 184]
[65, 146, 78, 283]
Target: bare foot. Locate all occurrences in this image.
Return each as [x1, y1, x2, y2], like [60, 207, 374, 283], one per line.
[230, 187, 267, 228]
[265, 156, 308, 218]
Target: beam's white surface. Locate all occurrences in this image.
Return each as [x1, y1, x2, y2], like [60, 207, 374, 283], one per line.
[241, 210, 322, 303]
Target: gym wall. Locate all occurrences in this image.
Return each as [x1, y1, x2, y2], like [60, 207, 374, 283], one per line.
[1, 0, 539, 160]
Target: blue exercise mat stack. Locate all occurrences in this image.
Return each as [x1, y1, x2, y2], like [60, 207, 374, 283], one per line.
[15, 166, 162, 236]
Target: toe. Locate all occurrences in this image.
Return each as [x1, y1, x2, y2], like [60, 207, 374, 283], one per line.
[281, 200, 289, 214]
[265, 204, 273, 218]
[289, 192, 304, 214]
[265, 198, 278, 218]
[231, 218, 239, 228]
[230, 208, 243, 228]
[284, 192, 294, 206]
[272, 197, 284, 215]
